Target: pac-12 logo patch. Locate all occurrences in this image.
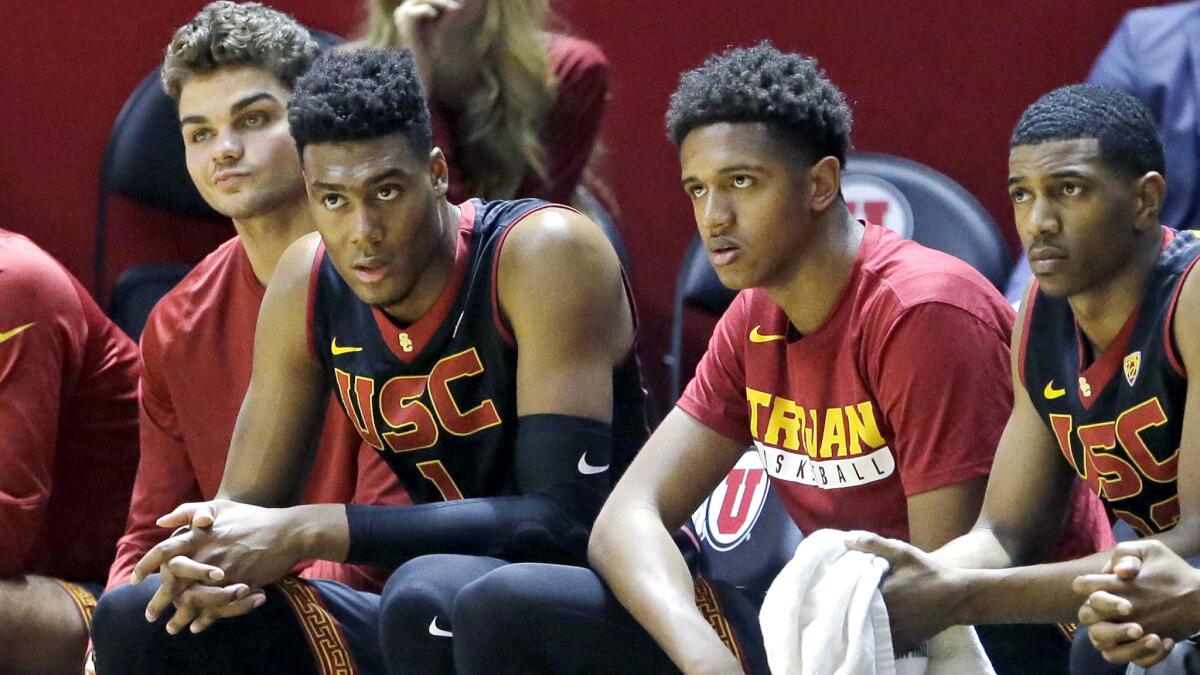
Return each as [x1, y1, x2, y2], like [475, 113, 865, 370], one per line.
[691, 449, 771, 551]
[1124, 351, 1141, 387]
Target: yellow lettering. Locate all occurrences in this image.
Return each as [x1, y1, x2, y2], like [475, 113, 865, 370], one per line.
[746, 387, 773, 439]
[820, 408, 847, 457]
[845, 401, 886, 455]
[765, 396, 803, 452]
[805, 408, 819, 457]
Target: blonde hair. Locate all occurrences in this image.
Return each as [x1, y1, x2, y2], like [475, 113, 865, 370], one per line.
[364, 0, 557, 199]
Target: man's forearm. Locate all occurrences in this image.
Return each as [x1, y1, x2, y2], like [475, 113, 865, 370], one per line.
[929, 523, 1096, 625]
[590, 507, 741, 674]
[949, 527, 1200, 626]
[930, 519, 1118, 625]
[952, 551, 1116, 625]
[341, 494, 591, 568]
[286, 504, 351, 563]
[215, 382, 329, 508]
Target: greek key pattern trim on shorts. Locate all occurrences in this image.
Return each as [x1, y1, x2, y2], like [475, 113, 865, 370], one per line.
[693, 578, 749, 674]
[52, 579, 97, 631]
[276, 576, 358, 675]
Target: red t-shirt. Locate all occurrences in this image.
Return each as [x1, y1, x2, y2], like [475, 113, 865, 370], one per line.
[106, 237, 409, 592]
[0, 229, 139, 582]
[436, 35, 608, 204]
[679, 224, 1112, 559]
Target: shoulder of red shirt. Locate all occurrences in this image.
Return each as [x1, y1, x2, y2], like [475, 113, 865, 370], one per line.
[0, 229, 86, 313]
[855, 223, 1014, 335]
[142, 236, 253, 348]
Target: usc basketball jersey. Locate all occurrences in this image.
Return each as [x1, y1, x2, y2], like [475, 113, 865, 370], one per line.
[309, 199, 647, 505]
[1021, 228, 1200, 535]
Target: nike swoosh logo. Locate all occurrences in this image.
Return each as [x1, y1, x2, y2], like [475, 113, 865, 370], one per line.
[428, 617, 453, 638]
[578, 452, 610, 475]
[1043, 381, 1067, 399]
[0, 322, 35, 344]
[331, 338, 363, 356]
[749, 325, 786, 343]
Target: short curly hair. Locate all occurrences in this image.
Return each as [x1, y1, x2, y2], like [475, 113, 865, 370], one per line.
[161, 1, 318, 100]
[287, 48, 432, 159]
[1011, 83, 1164, 179]
[666, 41, 853, 164]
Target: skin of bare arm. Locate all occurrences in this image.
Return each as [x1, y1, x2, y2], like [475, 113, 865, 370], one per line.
[216, 232, 330, 506]
[906, 478, 989, 553]
[589, 407, 748, 675]
[851, 274, 1200, 651]
[495, 206, 633, 423]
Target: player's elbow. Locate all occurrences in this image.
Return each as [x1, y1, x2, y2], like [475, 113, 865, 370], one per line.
[981, 515, 1054, 567]
[587, 501, 620, 571]
[1160, 516, 1200, 559]
[587, 497, 654, 574]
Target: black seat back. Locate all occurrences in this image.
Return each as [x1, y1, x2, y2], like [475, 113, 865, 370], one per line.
[842, 152, 1012, 289]
[109, 263, 195, 340]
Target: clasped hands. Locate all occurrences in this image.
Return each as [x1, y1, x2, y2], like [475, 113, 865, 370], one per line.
[1074, 539, 1200, 668]
[130, 499, 305, 635]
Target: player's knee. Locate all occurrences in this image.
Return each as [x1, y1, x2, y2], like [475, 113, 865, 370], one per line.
[91, 579, 163, 655]
[0, 576, 92, 674]
[379, 555, 459, 633]
[452, 566, 544, 674]
[454, 563, 542, 632]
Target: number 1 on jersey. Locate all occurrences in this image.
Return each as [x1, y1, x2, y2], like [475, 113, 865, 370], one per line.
[416, 460, 465, 501]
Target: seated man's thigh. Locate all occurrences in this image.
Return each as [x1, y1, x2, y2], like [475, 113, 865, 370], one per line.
[93, 575, 379, 675]
[1133, 640, 1200, 675]
[452, 563, 768, 675]
[978, 622, 1073, 675]
[0, 575, 90, 674]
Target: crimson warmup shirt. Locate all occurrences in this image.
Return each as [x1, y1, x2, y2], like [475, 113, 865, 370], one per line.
[0, 229, 139, 582]
[679, 223, 1112, 559]
[436, 35, 608, 204]
[106, 237, 409, 592]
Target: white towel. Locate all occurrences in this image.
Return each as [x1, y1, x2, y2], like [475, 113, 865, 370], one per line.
[759, 529, 995, 675]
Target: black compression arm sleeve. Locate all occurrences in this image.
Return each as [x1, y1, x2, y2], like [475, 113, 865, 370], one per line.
[344, 414, 615, 567]
[344, 495, 588, 567]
